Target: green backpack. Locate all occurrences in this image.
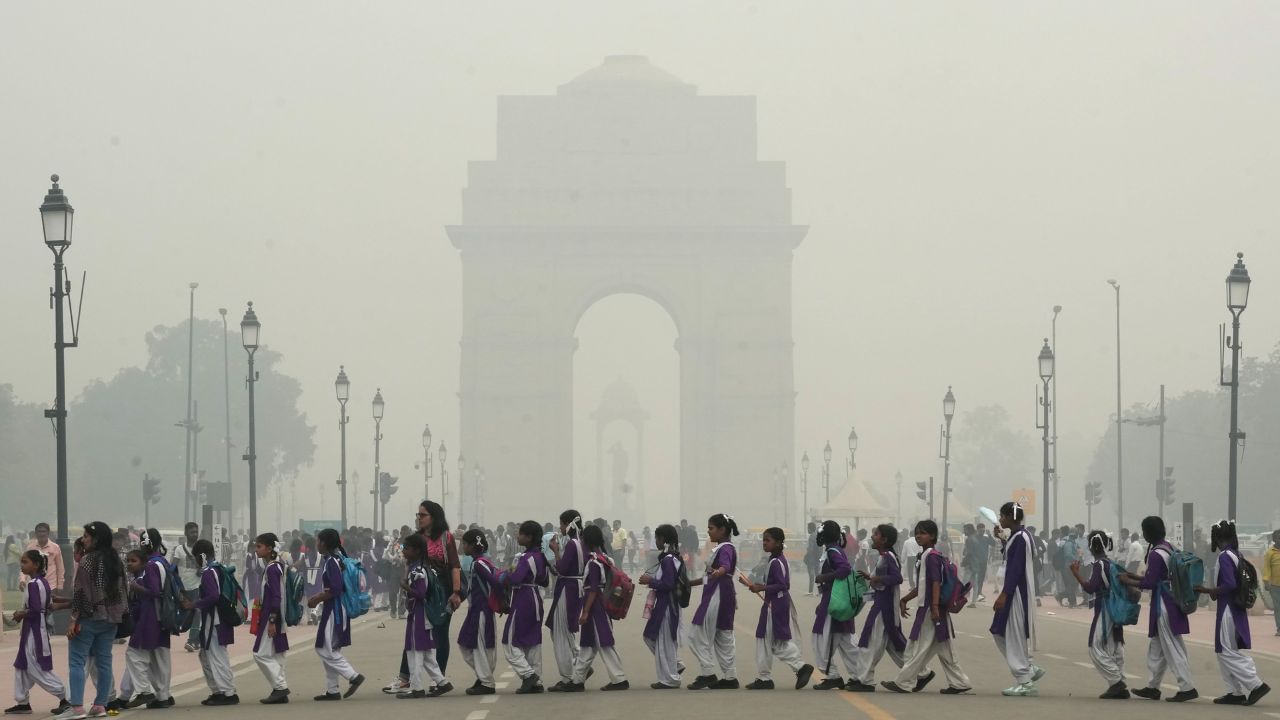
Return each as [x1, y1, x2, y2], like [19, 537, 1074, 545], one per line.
[826, 549, 869, 622]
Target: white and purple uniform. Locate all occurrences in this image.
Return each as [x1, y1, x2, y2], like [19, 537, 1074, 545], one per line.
[459, 555, 498, 688]
[643, 552, 683, 687]
[193, 563, 236, 697]
[12, 574, 64, 704]
[991, 526, 1037, 684]
[571, 551, 626, 685]
[689, 542, 737, 680]
[404, 562, 447, 692]
[502, 549, 549, 680]
[1213, 548, 1264, 697]
[252, 559, 289, 692]
[812, 545, 858, 680]
[853, 551, 915, 686]
[1138, 542, 1194, 693]
[1078, 556, 1125, 686]
[752, 554, 804, 682]
[314, 553, 359, 695]
[546, 536, 584, 684]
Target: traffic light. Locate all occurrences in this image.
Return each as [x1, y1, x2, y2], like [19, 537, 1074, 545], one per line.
[915, 481, 928, 501]
[143, 474, 161, 505]
[1085, 481, 1103, 506]
[379, 472, 399, 503]
[1162, 466, 1175, 505]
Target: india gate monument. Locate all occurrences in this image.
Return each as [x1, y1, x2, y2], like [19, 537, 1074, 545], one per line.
[448, 56, 806, 526]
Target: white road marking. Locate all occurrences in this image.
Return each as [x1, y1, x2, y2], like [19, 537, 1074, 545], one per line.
[1125, 674, 1140, 680]
[466, 712, 490, 720]
[495, 682, 510, 689]
[500, 671, 515, 678]
[480, 696, 499, 704]
[1262, 713, 1280, 719]
[1074, 662, 1093, 669]
[1043, 653, 1067, 660]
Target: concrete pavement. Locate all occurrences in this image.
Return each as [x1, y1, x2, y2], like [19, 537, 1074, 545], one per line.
[5, 592, 1280, 719]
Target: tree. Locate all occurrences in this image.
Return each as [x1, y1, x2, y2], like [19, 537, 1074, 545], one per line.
[0, 384, 57, 530]
[0, 318, 316, 531]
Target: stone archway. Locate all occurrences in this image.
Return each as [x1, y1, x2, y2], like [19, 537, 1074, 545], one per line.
[448, 56, 806, 525]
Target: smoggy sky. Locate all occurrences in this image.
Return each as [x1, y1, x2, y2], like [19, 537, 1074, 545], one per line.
[2, 2, 1278, 526]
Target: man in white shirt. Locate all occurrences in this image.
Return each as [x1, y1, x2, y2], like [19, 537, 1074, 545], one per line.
[902, 532, 922, 589]
[169, 522, 203, 652]
[1125, 530, 1144, 573]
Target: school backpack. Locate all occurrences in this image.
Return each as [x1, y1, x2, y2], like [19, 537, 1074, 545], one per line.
[674, 558, 692, 609]
[1157, 546, 1203, 615]
[422, 566, 450, 626]
[1233, 553, 1260, 610]
[1104, 560, 1141, 627]
[599, 554, 635, 621]
[488, 568, 513, 615]
[283, 565, 306, 627]
[338, 554, 372, 620]
[155, 558, 193, 635]
[214, 564, 248, 628]
[936, 553, 971, 614]
[826, 549, 870, 621]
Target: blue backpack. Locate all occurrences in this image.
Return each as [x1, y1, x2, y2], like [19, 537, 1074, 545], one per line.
[936, 553, 971, 613]
[155, 559, 193, 635]
[1162, 547, 1204, 615]
[338, 554, 372, 620]
[1104, 560, 1140, 627]
[283, 566, 306, 627]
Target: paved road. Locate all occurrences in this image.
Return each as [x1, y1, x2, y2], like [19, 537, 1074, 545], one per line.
[130, 592, 1280, 720]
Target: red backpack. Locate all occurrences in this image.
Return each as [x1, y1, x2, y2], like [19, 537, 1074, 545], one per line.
[598, 553, 635, 621]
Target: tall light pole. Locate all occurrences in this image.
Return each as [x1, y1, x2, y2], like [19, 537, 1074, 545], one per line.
[218, 309, 233, 530]
[1037, 339, 1055, 530]
[438, 442, 448, 515]
[1108, 279, 1123, 533]
[1051, 305, 1061, 528]
[334, 366, 350, 529]
[457, 454, 466, 524]
[1223, 253, 1251, 521]
[39, 175, 77, 573]
[239, 302, 261, 538]
[822, 441, 832, 504]
[800, 451, 810, 527]
[847, 427, 858, 482]
[182, 283, 198, 523]
[420, 425, 433, 501]
[940, 387, 956, 539]
[372, 389, 385, 531]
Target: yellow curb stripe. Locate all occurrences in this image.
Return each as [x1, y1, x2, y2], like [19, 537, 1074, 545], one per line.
[839, 689, 897, 720]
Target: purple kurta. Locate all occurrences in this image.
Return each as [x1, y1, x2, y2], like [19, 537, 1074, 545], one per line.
[459, 556, 497, 650]
[315, 554, 351, 649]
[546, 538, 584, 633]
[194, 565, 234, 648]
[908, 550, 953, 643]
[502, 550, 548, 647]
[1214, 549, 1251, 652]
[14, 576, 54, 672]
[129, 555, 171, 651]
[404, 563, 436, 651]
[1139, 543, 1190, 637]
[579, 553, 616, 647]
[812, 546, 855, 635]
[642, 554, 681, 642]
[692, 543, 737, 631]
[253, 560, 289, 654]
[858, 551, 906, 651]
[754, 555, 794, 641]
[990, 527, 1032, 638]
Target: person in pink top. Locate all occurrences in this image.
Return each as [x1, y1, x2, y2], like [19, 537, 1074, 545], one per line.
[26, 524, 63, 592]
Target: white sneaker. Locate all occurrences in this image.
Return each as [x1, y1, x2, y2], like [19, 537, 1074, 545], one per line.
[1002, 682, 1038, 697]
[53, 707, 86, 720]
[382, 679, 409, 694]
[85, 707, 108, 718]
[1030, 666, 1046, 683]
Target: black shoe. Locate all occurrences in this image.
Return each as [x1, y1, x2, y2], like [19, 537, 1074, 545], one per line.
[795, 664, 814, 690]
[103, 700, 122, 713]
[259, 689, 290, 705]
[143, 700, 168, 710]
[312, 694, 341, 702]
[547, 681, 570, 693]
[560, 683, 585, 693]
[427, 683, 453, 698]
[124, 695, 154, 710]
[745, 680, 774, 690]
[600, 681, 629, 691]
[845, 681, 875, 692]
[3, 704, 32, 715]
[343, 674, 365, 699]
[201, 694, 239, 706]
[649, 682, 679, 690]
[1132, 687, 1161, 701]
[1100, 683, 1130, 700]
[940, 686, 972, 695]
[914, 670, 937, 692]
[687, 675, 717, 690]
[880, 681, 909, 694]
[394, 691, 426, 699]
[1213, 694, 1245, 705]
[465, 685, 495, 696]
[814, 678, 844, 691]
[163, 698, 174, 708]
[1166, 689, 1198, 702]
[711, 678, 739, 690]
[1245, 684, 1271, 706]
[516, 675, 543, 694]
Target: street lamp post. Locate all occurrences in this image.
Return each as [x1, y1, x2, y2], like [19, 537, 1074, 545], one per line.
[457, 455, 466, 524]
[800, 452, 810, 527]
[1108, 279, 1123, 534]
[421, 425, 433, 501]
[438, 442, 448, 515]
[1223, 253, 1251, 521]
[822, 441, 832, 504]
[334, 367, 350, 529]
[847, 427, 858, 487]
[372, 389, 385, 531]
[39, 175, 77, 573]
[218, 309, 233, 530]
[239, 302, 261, 538]
[182, 283, 198, 523]
[1051, 305, 1061, 528]
[940, 387, 956, 539]
[1037, 339, 1055, 530]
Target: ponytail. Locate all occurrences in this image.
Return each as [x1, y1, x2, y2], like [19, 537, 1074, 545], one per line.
[709, 513, 740, 538]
